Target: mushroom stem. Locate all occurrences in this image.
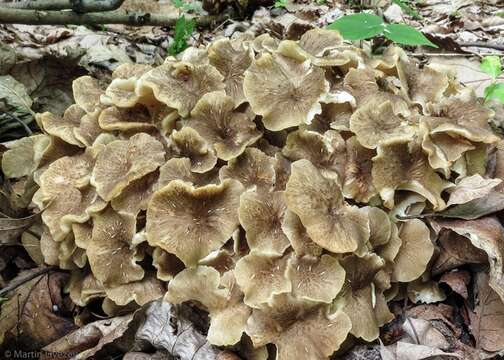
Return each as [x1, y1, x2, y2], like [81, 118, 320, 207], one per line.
[0, 0, 125, 13]
[0, 8, 230, 26]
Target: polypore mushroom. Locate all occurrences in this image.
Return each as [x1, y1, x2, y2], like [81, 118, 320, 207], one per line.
[72, 75, 105, 114]
[343, 136, 377, 203]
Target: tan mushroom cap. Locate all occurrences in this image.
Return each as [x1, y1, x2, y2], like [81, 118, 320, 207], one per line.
[102, 64, 153, 107]
[208, 38, 254, 106]
[68, 271, 105, 306]
[363, 206, 392, 248]
[87, 206, 144, 286]
[392, 219, 434, 282]
[146, 179, 243, 266]
[138, 61, 225, 117]
[158, 157, 219, 189]
[246, 294, 352, 360]
[165, 265, 229, 311]
[1, 134, 50, 179]
[281, 210, 323, 257]
[238, 191, 290, 256]
[235, 253, 291, 308]
[372, 140, 451, 210]
[243, 52, 329, 131]
[98, 105, 155, 131]
[343, 136, 377, 203]
[219, 148, 276, 192]
[91, 133, 165, 201]
[343, 67, 379, 105]
[74, 109, 104, 147]
[284, 159, 369, 253]
[72, 76, 104, 114]
[105, 273, 166, 306]
[287, 254, 345, 303]
[152, 247, 184, 281]
[186, 91, 262, 161]
[111, 170, 159, 216]
[296, 28, 356, 67]
[208, 301, 251, 346]
[368, 46, 407, 75]
[169, 127, 218, 173]
[282, 130, 346, 182]
[38, 106, 85, 147]
[72, 222, 92, 250]
[350, 100, 415, 149]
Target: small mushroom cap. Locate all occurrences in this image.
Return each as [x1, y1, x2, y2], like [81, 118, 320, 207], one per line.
[111, 170, 159, 216]
[158, 157, 219, 188]
[146, 179, 243, 266]
[186, 91, 262, 161]
[72, 76, 104, 114]
[239, 191, 290, 256]
[297, 29, 355, 67]
[138, 61, 225, 117]
[284, 159, 369, 253]
[165, 265, 229, 311]
[102, 64, 153, 107]
[98, 105, 155, 132]
[350, 100, 415, 149]
[208, 302, 251, 346]
[91, 133, 165, 201]
[287, 254, 346, 303]
[87, 206, 144, 286]
[72, 222, 92, 250]
[235, 253, 291, 308]
[392, 219, 434, 282]
[74, 109, 104, 147]
[152, 247, 184, 281]
[1, 134, 50, 179]
[68, 271, 105, 306]
[281, 210, 323, 257]
[244, 52, 329, 131]
[283, 129, 346, 182]
[169, 126, 218, 173]
[343, 136, 377, 203]
[105, 272, 165, 306]
[219, 148, 276, 192]
[38, 106, 85, 147]
[341, 253, 385, 290]
[208, 38, 254, 106]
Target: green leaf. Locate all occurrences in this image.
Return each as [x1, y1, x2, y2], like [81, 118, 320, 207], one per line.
[480, 56, 502, 79]
[327, 13, 385, 41]
[274, 0, 288, 8]
[171, 0, 185, 9]
[168, 16, 195, 56]
[383, 24, 438, 47]
[0, 75, 34, 115]
[484, 82, 504, 104]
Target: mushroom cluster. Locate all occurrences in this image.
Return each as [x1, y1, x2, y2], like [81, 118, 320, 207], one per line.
[2, 29, 500, 359]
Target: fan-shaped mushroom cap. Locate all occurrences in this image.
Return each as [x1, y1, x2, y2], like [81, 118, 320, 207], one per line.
[364, 207, 392, 248]
[138, 61, 225, 117]
[281, 210, 322, 257]
[68, 271, 105, 306]
[91, 133, 165, 201]
[284, 159, 369, 253]
[98, 105, 155, 132]
[287, 254, 345, 303]
[392, 219, 434, 282]
[372, 140, 451, 209]
[246, 294, 352, 360]
[165, 265, 228, 311]
[282, 130, 346, 182]
[243, 52, 329, 131]
[219, 148, 276, 192]
[252, 33, 280, 53]
[235, 253, 291, 308]
[72, 222, 92, 250]
[152, 247, 184, 281]
[158, 157, 219, 188]
[208, 38, 254, 106]
[146, 179, 243, 266]
[87, 206, 144, 286]
[1, 134, 50, 179]
[397, 60, 448, 110]
[185, 91, 262, 161]
[343, 136, 377, 203]
[74, 109, 104, 147]
[239, 191, 290, 256]
[105, 273, 165, 306]
[101, 64, 153, 107]
[296, 28, 356, 67]
[111, 170, 159, 216]
[344, 67, 379, 105]
[208, 301, 251, 346]
[38, 106, 85, 147]
[72, 76, 104, 114]
[169, 127, 218, 173]
[350, 100, 415, 149]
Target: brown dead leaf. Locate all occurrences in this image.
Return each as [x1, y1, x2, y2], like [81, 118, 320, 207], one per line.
[447, 175, 502, 207]
[431, 217, 504, 302]
[440, 270, 471, 299]
[469, 272, 504, 353]
[0, 269, 76, 351]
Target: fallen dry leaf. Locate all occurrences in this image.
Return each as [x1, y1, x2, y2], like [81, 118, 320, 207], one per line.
[440, 270, 471, 299]
[447, 175, 502, 207]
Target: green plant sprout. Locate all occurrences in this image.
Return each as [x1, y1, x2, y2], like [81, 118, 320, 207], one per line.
[274, 0, 288, 9]
[392, 0, 422, 20]
[168, 0, 198, 56]
[480, 56, 504, 104]
[327, 13, 437, 47]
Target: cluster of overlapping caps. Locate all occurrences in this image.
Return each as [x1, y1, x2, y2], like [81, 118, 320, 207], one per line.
[2, 28, 501, 359]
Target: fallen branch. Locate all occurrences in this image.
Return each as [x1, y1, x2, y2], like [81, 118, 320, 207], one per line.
[0, 8, 230, 26]
[459, 42, 504, 52]
[0, 0, 125, 13]
[0, 266, 57, 297]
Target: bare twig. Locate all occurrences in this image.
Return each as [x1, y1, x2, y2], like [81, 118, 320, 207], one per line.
[459, 42, 504, 52]
[0, 8, 230, 26]
[5, 113, 32, 136]
[0, 0, 125, 13]
[0, 266, 57, 297]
